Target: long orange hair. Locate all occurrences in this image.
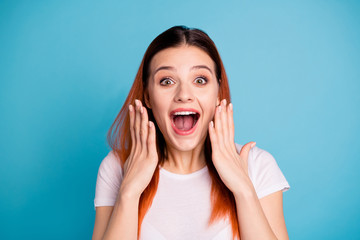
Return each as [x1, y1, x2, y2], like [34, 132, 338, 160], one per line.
[107, 25, 239, 239]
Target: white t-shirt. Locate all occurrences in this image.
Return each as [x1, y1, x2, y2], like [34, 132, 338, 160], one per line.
[94, 143, 290, 240]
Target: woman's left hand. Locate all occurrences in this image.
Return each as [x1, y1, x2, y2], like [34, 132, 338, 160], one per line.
[208, 99, 256, 196]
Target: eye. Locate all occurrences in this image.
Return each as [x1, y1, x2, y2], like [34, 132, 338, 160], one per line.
[160, 78, 175, 86]
[194, 76, 208, 85]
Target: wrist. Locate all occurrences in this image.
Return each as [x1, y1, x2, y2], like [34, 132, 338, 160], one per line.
[233, 180, 257, 201]
[119, 184, 141, 201]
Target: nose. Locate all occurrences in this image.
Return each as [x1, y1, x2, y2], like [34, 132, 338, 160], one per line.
[174, 82, 194, 103]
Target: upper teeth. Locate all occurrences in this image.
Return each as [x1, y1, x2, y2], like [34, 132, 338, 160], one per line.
[173, 111, 196, 115]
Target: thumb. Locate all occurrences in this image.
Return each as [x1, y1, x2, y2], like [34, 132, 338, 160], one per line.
[239, 141, 256, 160]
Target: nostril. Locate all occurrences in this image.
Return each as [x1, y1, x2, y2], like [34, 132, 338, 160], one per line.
[176, 97, 194, 102]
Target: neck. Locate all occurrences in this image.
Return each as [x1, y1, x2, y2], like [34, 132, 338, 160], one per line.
[161, 143, 206, 174]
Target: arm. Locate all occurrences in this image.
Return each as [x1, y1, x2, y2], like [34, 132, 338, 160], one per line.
[208, 99, 289, 240]
[92, 206, 113, 240]
[92, 100, 158, 240]
[259, 191, 289, 240]
[234, 188, 289, 240]
[100, 192, 140, 240]
[92, 191, 140, 240]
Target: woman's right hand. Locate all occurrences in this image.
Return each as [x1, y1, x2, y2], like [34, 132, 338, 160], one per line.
[119, 99, 158, 199]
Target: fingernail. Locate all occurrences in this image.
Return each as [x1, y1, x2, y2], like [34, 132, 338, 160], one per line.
[250, 142, 256, 148]
[222, 99, 226, 106]
[229, 103, 233, 111]
[148, 121, 153, 128]
[210, 121, 214, 128]
[128, 105, 133, 112]
[140, 106, 144, 114]
[218, 106, 222, 112]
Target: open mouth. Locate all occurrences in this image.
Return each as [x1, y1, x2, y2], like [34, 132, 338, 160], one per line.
[170, 110, 200, 135]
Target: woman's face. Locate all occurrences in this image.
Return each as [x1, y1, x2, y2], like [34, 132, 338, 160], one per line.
[146, 45, 220, 152]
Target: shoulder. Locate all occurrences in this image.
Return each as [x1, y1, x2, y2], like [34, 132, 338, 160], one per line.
[235, 143, 272, 161]
[234, 143, 290, 199]
[98, 151, 122, 173]
[235, 143, 278, 170]
[94, 150, 123, 208]
[96, 150, 123, 190]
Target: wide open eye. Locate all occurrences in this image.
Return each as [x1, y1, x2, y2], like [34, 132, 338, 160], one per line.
[194, 76, 208, 85]
[160, 78, 175, 86]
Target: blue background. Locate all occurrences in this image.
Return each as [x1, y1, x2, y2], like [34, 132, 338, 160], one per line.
[1, 0, 359, 239]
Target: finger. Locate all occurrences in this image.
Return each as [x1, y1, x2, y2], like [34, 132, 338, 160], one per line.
[208, 121, 217, 147]
[140, 105, 149, 151]
[214, 102, 223, 146]
[147, 121, 157, 159]
[227, 102, 235, 148]
[128, 104, 136, 155]
[220, 99, 229, 145]
[239, 141, 256, 162]
[134, 99, 142, 147]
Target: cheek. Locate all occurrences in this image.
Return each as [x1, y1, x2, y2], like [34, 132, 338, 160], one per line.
[149, 86, 170, 107]
[198, 90, 218, 119]
[208, 106, 217, 120]
[198, 87, 218, 104]
[199, 99, 217, 119]
[150, 98, 169, 123]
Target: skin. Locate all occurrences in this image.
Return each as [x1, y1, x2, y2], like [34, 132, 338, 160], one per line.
[145, 45, 220, 173]
[93, 45, 289, 240]
[210, 99, 289, 239]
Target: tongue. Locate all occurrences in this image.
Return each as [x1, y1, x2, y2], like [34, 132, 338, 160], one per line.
[174, 115, 194, 131]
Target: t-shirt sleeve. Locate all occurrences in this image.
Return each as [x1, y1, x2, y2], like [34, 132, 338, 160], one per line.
[94, 151, 123, 210]
[235, 143, 290, 199]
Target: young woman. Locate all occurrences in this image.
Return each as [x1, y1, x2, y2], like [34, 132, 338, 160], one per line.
[92, 25, 290, 240]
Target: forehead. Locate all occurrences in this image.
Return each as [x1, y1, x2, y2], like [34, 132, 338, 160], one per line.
[149, 45, 216, 73]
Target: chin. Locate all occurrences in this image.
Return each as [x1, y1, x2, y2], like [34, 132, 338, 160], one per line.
[167, 133, 206, 152]
[170, 142, 200, 152]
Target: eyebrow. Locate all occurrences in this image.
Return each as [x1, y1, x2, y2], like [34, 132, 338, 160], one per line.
[154, 65, 213, 75]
